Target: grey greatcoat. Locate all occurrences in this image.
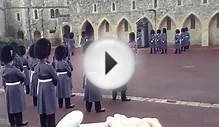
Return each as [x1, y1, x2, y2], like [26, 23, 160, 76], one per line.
[150, 34, 156, 48]
[161, 33, 167, 49]
[185, 31, 190, 47]
[156, 34, 162, 49]
[181, 32, 186, 47]
[2, 64, 26, 114]
[175, 34, 181, 49]
[36, 60, 58, 115]
[20, 57, 30, 87]
[54, 60, 72, 98]
[29, 58, 39, 97]
[13, 55, 23, 72]
[84, 77, 102, 102]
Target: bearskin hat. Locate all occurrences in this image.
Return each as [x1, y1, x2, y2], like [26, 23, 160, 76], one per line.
[70, 32, 74, 39]
[17, 45, 26, 56]
[129, 32, 135, 41]
[181, 28, 185, 32]
[163, 28, 167, 33]
[35, 38, 51, 59]
[185, 27, 188, 31]
[150, 30, 155, 34]
[55, 45, 67, 61]
[9, 42, 18, 54]
[29, 44, 35, 58]
[176, 29, 180, 34]
[0, 45, 16, 64]
[157, 29, 161, 34]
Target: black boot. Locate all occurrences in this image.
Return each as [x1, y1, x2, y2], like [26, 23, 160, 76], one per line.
[65, 98, 75, 109]
[121, 91, 131, 101]
[112, 91, 117, 100]
[150, 48, 153, 54]
[15, 112, 28, 126]
[8, 113, 16, 127]
[47, 114, 56, 127]
[25, 85, 30, 95]
[86, 101, 92, 112]
[33, 96, 37, 106]
[95, 102, 105, 113]
[58, 98, 63, 108]
[40, 114, 47, 127]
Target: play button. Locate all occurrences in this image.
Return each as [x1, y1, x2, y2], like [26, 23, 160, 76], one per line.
[83, 37, 135, 90]
[105, 52, 117, 75]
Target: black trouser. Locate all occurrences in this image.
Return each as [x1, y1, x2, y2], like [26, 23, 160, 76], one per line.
[25, 85, 30, 94]
[150, 48, 157, 54]
[8, 112, 23, 126]
[33, 96, 37, 106]
[175, 49, 181, 54]
[161, 49, 167, 54]
[58, 98, 71, 108]
[112, 90, 127, 100]
[40, 113, 55, 127]
[181, 46, 186, 51]
[85, 101, 101, 112]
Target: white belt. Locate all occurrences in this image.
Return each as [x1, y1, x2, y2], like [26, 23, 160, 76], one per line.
[23, 65, 27, 68]
[57, 72, 68, 75]
[38, 79, 52, 83]
[5, 81, 21, 86]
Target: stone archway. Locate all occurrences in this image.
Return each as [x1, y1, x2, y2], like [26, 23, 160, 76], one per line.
[63, 25, 71, 35]
[159, 16, 176, 44]
[81, 20, 94, 41]
[136, 17, 153, 48]
[117, 18, 132, 42]
[98, 19, 112, 39]
[33, 31, 41, 42]
[183, 14, 202, 45]
[17, 30, 24, 40]
[209, 13, 219, 45]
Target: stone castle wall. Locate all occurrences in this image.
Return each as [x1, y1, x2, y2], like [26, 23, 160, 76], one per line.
[0, 0, 5, 36]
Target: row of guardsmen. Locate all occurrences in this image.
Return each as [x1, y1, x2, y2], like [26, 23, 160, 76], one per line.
[150, 27, 191, 54]
[0, 32, 135, 127]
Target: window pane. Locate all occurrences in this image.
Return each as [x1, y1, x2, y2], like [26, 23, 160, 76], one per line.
[154, 0, 157, 8]
[132, 1, 136, 10]
[34, 10, 38, 19]
[191, 15, 196, 29]
[178, 0, 181, 5]
[203, 0, 207, 4]
[112, 3, 115, 11]
[167, 17, 171, 30]
[55, 9, 59, 17]
[94, 4, 97, 12]
[17, 13, 20, 21]
[50, 9, 55, 18]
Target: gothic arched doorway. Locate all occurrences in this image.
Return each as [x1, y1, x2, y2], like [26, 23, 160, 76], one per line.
[17, 31, 24, 40]
[81, 21, 94, 41]
[136, 18, 153, 48]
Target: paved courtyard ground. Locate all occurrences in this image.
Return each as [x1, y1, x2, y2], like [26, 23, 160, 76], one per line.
[0, 46, 219, 127]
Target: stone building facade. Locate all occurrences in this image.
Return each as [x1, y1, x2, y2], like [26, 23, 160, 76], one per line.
[0, 0, 5, 36]
[5, 0, 219, 47]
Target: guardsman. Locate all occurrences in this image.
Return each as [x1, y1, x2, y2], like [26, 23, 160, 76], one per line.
[161, 28, 168, 54]
[35, 38, 58, 127]
[10, 42, 23, 72]
[181, 28, 186, 51]
[83, 39, 105, 113]
[68, 32, 76, 56]
[1, 45, 28, 127]
[175, 29, 181, 54]
[28, 44, 39, 106]
[150, 30, 156, 54]
[156, 29, 162, 53]
[18, 45, 30, 94]
[54, 45, 75, 109]
[80, 31, 89, 54]
[185, 27, 190, 49]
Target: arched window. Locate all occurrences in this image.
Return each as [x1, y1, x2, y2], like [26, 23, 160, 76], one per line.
[177, 0, 182, 5]
[34, 10, 38, 19]
[50, 9, 55, 18]
[105, 22, 109, 32]
[167, 17, 172, 30]
[16, 13, 21, 21]
[191, 15, 196, 29]
[132, 1, 136, 10]
[55, 9, 59, 17]
[112, 3, 116, 12]
[203, 0, 208, 4]
[154, 0, 157, 8]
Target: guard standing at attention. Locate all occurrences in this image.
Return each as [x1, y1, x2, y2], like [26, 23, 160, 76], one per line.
[35, 38, 58, 127]
[1, 45, 28, 127]
[175, 29, 181, 54]
[150, 30, 156, 54]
